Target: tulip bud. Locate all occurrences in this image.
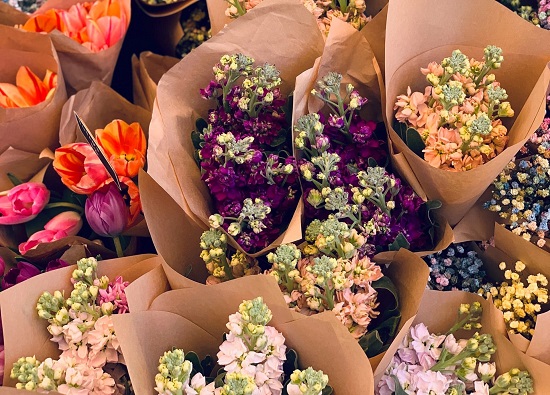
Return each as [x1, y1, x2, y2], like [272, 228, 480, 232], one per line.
[44, 211, 83, 236]
[85, 184, 128, 237]
[0, 182, 50, 225]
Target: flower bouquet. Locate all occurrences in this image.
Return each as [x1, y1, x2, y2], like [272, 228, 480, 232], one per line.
[0, 253, 162, 388]
[131, 52, 179, 113]
[384, 0, 550, 225]
[2, 0, 131, 93]
[374, 290, 550, 394]
[144, 0, 326, 270]
[0, 25, 67, 158]
[114, 274, 374, 394]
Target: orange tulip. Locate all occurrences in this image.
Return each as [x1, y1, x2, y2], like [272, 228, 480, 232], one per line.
[53, 143, 110, 195]
[21, 9, 65, 33]
[0, 66, 57, 109]
[96, 119, 147, 178]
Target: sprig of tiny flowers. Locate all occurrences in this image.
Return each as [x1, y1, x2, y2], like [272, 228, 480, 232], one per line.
[480, 260, 548, 340]
[377, 303, 535, 395]
[195, 53, 300, 253]
[296, 72, 431, 257]
[424, 243, 487, 292]
[484, 143, 550, 249]
[11, 257, 129, 395]
[395, 45, 514, 171]
[268, 218, 384, 340]
[154, 297, 330, 395]
[222, 0, 371, 36]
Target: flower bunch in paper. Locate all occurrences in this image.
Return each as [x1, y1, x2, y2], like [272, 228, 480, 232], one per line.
[192, 54, 300, 253]
[154, 297, 331, 395]
[175, 2, 211, 59]
[296, 72, 437, 256]
[0, 256, 69, 291]
[0, 66, 57, 109]
[267, 218, 402, 356]
[479, 260, 548, 340]
[377, 302, 534, 395]
[484, 143, 550, 249]
[222, 0, 371, 36]
[53, 119, 146, 254]
[425, 243, 488, 293]
[541, 0, 550, 28]
[20, 0, 129, 53]
[517, 95, 549, 158]
[10, 256, 130, 395]
[394, 45, 515, 171]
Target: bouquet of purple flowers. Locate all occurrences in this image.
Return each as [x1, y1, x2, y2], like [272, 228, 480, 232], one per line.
[192, 54, 300, 253]
[295, 72, 440, 257]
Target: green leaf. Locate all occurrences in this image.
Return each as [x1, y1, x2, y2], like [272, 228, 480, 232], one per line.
[393, 375, 409, 395]
[269, 134, 288, 148]
[359, 330, 385, 357]
[322, 385, 333, 395]
[283, 93, 294, 126]
[405, 127, 426, 157]
[185, 351, 203, 375]
[6, 173, 23, 186]
[283, 349, 299, 378]
[214, 371, 226, 388]
[200, 355, 214, 377]
[367, 157, 379, 168]
[388, 233, 410, 251]
[195, 118, 208, 135]
[393, 120, 408, 142]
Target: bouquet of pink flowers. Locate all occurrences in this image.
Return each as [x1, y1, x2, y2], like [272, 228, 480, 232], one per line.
[154, 297, 331, 395]
[10, 256, 131, 395]
[377, 302, 534, 395]
[394, 45, 514, 172]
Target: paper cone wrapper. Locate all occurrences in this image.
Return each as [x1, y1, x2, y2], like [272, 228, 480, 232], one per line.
[476, 223, 550, 365]
[119, 274, 374, 395]
[0, 253, 158, 386]
[205, 0, 231, 36]
[1, 0, 131, 95]
[132, 52, 179, 112]
[384, 0, 550, 226]
[373, 290, 550, 393]
[361, 3, 387, 79]
[0, 148, 52, 194]
[146, 0, 325, 257]
[452, 187, 499, 242]
[0, 388, 62, 395]
[0, 24, 67, 156]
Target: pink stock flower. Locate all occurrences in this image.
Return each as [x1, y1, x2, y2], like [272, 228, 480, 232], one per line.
[87, 315, 121, 368]
[0, 182, 50, 225]
[56, 356, 116, 395]
[394, 86, 432, 128]
[19, 211, 83, 254]
[412, 370, 450, 395]
[98, 276, 129, 314]
[1, 261, 40, 290]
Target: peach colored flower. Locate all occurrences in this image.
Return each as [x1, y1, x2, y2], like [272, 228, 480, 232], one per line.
[0, 66, 57, 108]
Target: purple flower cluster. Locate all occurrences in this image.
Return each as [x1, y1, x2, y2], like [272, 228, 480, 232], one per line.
[195, 54, 300, 252]
[295, 73, 432, 256]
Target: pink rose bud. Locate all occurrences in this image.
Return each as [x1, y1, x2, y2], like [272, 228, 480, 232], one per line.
[0, 182, 50, 225]
[85, 184, 128, 237]
[44, 211, 83, 235]
[1, 261, 40, 289]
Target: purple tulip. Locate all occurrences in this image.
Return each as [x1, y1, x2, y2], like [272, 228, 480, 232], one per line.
[1, 261, 40, 290]
[85, 184, 128, 237]
[45, 259, 69, 272]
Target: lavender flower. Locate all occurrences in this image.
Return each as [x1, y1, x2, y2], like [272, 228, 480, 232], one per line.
[424, 243, 487, 292]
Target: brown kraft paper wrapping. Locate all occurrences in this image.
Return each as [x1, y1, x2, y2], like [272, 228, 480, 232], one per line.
[131, 51, 179, 113]
[374, 290, 550, 394]
[361, 3, 387, 79]
[145, 0, 325, 258]
[384, 0, 550, 226]
[0, 25, 67, 156]
[119, 274, 374, 395]
[2, 0, 131, 95]
[0, 253, 158, 387]
[205, 0, 231, 36]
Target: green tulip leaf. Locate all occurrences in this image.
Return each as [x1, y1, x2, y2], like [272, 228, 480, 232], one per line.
[388, 233, 410, 251]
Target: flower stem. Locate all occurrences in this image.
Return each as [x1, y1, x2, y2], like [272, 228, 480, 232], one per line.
[113, 236, 124, 258]
[45, 202, 84, 214]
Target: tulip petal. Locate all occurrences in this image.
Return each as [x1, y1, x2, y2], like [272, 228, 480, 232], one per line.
[16, 66, 48, 106]
[22, 9, 65, 33]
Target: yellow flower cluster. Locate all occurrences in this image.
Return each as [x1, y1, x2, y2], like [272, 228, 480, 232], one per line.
[486, 261, 548, 339]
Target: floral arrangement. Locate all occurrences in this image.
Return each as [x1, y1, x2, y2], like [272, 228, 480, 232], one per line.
[19, 0, 129, 53]
[154, 297, 331, 395]
[394, 45, 515, 171]
[480, 260, 548, 340]
[496, 0, 550, 29]
[377, 302, 534, 395]
[268, 218, 402, 357]
[192, 53, 300, 253]
[53, 119, 146, 256]
[0, 66, 57, 108]
[484, 143, 550, 249]
[10, 256, 130, 394]
[541, 0, 550, 28]
[222, 0, 370, 36]
[176, 2, 211, 59]
[424, 243, 488, 293]
[296, 73, 438, 256]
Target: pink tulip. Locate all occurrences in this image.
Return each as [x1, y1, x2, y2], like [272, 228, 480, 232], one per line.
[60, 3, 88, 34]
[18, 211, 83, 255]
[84, 15, 125, 52]
[0, 182, 50, 225]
